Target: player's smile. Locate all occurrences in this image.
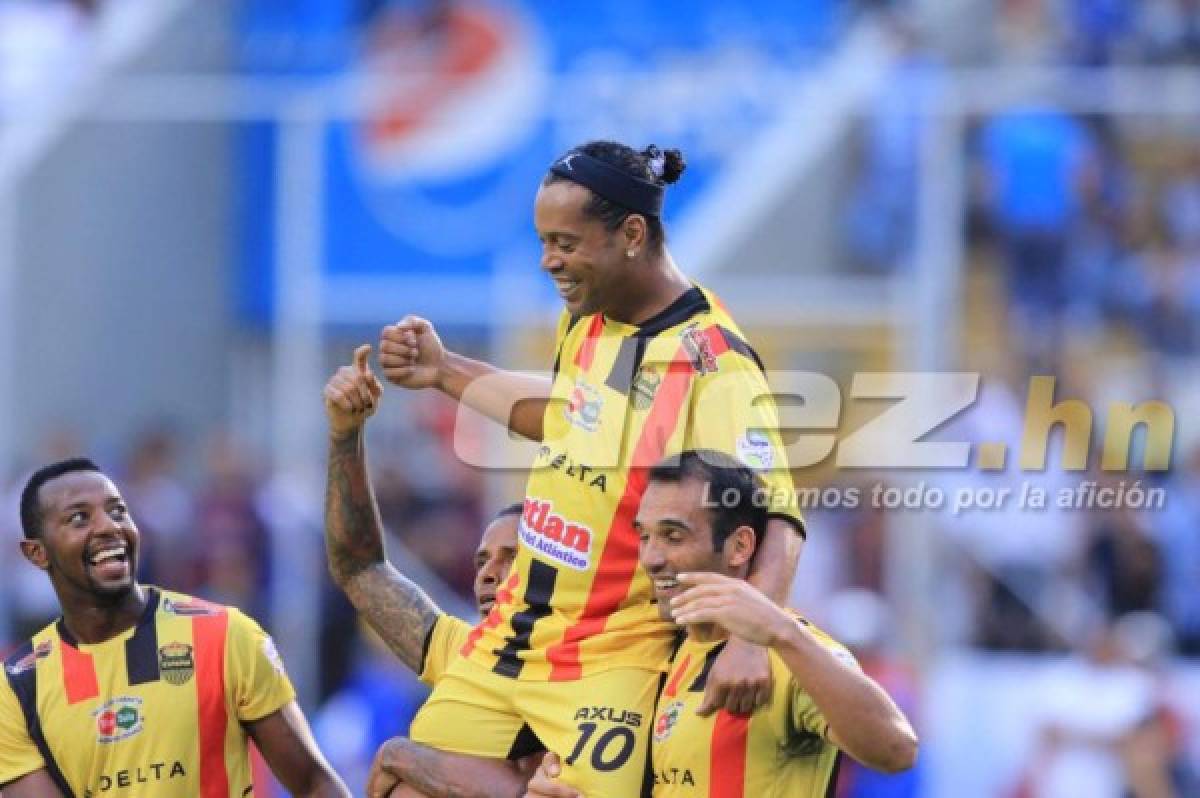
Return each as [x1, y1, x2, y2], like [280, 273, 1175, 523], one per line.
[39, 471, 140, 598]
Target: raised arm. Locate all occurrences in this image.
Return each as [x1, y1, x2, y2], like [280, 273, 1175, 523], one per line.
[323, 345, 443, 673]
[672, 573, 918, 774]
[379, 316, 551, 442]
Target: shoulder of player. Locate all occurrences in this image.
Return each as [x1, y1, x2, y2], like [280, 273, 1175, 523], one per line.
[154, 587, 230, 619]
[2, 626, 56, 679]
[781, 612, 857, 665]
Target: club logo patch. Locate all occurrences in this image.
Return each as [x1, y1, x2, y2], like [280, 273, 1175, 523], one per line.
[631, 367, 661, 411]
[94, 696, 143, 743]
[736, 430, 775, 472]
[564, 379, 603, 432]
[653, 700, 685, 743]
[5, 641, 51, 676]
[158, 642, 194, 686]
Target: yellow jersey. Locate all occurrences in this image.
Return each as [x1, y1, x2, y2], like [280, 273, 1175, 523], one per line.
[0, 587, 295, 798]
[650, 620, 849, 798]
[462, 285, 803, 681]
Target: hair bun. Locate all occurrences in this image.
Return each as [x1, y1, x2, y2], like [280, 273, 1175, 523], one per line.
[642, 145, 687, 185]
[659, 148, 686, 185]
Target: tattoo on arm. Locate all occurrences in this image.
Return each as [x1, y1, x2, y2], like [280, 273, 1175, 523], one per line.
[325, 429, 441, 673]
[325, 429, 387, 581]
[343, 566, 442, 674]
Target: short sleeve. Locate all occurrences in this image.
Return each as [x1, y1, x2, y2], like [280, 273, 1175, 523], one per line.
[226, 609, 297, 723]
[418, 615, 471, 687]
[685, 355, 805, 535]
[0, 674, 44, 785]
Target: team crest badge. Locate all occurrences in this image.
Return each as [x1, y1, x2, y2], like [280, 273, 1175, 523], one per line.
[631, 367, 661, 410]
[564, 379, 603, 432]
[94, 696, 143, 743]
[680, 325, 718, 375]
[654, 700, 685, 743]
[158, 642, 195, 685]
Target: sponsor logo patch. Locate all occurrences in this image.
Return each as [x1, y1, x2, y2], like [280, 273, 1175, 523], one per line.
[737, 430, 775, 471]
[564, 379, 603, 432]
[681, 325, 718, 375]
[94, 696, 143, 744]
[5, 640, 51, 676]
[653, 700, 684, 743]
[158, 643, 194, 686]
[519, 498, 592, 571]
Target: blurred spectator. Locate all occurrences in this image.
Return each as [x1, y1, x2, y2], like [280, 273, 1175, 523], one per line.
[1022, 621, 1159, 798]
[978, 106, 1099, 368]
[826, 588, 923, 798]
[193, 431, 272, 623]
[1151, 444, 1200, 654]
[1085, 499, 1164, 619]
[121, 425, 197, 593]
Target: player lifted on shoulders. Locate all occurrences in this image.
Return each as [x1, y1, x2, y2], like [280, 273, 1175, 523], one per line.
[378, 141, 806, 797]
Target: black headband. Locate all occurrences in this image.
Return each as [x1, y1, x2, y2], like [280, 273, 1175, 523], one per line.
[549, 152, 664, 217]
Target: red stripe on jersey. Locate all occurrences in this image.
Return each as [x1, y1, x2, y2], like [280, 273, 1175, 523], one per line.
[60, 641, 99, 705]
[663, 654, 692, 699]
[193, 611, 230, 798]
[460, 572, 520, 657]
[546, 353, 696, 680]
[710, 710, 750, 798]
[572, 315, 605, 370]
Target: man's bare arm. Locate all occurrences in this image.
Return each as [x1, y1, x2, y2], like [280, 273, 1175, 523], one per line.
[323, 349, 442, 673]
[2, 769, 66, 797]
[368, 737, 528, 798]
[325, 428, 441, 673]
[438, 352, 552, 443]
[747, 517, 804, 603]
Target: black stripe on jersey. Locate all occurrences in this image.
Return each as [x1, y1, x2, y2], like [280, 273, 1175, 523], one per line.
[638, 287, 709, 337]
[4, 643, 77, 797]
[687, 641, 727, 693]
[825, 751, 842, 797]
[604, 336, 648, 394]
[492, 560, 557, 679]
[551, 314, 584, 378]
[604, 287, 709, 394]
[125, 588, 162, 685]
[716, 326, 766, 374]
[505, 723, 547, 761]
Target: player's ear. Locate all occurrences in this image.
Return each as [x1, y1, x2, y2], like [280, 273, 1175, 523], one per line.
[724, 525, 756, 569]
[20, 539, 49, 570]
[621, 214, 647, 253]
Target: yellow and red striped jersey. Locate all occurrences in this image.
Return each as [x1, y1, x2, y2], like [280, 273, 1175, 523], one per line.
[462, 285, 803, 681]
[0, 587, 294, 797]
[650, 621, 850, 798]
[418, 614, 470, 687]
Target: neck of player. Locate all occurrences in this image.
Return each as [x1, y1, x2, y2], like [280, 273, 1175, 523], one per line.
[607, 249, 692, 325]
[59, 583, 149, 644]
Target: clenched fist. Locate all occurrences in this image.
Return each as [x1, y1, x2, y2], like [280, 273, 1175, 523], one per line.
[323, 344, 384, 436]
[379, 315, 445, 390]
